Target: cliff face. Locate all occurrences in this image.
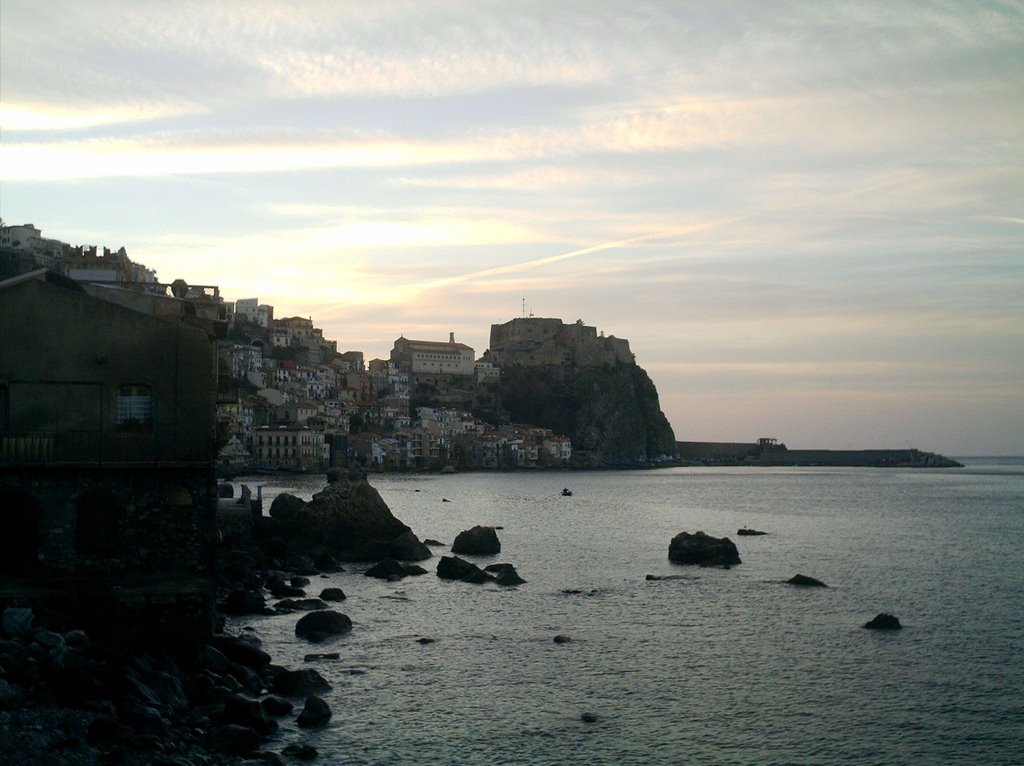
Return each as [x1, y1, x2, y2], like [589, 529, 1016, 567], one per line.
[484, 318, 675, 462]
[496, 361, 676, 463]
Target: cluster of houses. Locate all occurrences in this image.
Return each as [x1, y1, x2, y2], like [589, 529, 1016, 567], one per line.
[217, 317, 573, 473]
[0, 222, 572, 475]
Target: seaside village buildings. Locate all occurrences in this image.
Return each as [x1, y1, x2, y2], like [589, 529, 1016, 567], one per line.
[1, 222, 574, 480]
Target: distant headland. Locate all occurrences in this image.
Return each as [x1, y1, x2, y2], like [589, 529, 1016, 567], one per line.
[676, 437, 962, 468]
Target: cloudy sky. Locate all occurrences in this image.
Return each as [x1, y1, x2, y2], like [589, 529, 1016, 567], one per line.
[2, 1, 1022, 455]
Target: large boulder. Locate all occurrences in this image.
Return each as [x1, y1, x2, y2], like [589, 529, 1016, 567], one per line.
[437, 555, 493, 583]
[364, 558, 408, 580]
[265, 477, 431, 562]
[451, 526, 501, 556]
[485, 563, 527, 586]
[668, 531, 741, 567]
[296, 695, 332, 728]
[294, 611, 352, 642]
[222, 693, 278, 735]
[863, 613, 902, 630]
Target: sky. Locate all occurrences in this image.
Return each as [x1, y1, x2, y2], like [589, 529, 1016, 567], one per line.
[2, 1, 1022, 456]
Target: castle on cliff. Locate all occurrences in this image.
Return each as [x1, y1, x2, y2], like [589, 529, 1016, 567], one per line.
[484, 317, 634, 368]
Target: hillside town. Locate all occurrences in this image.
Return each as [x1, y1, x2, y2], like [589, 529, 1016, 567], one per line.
[1, 222, 574, 474]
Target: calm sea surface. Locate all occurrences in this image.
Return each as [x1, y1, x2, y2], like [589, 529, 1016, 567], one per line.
[229, 459, 1024, 765]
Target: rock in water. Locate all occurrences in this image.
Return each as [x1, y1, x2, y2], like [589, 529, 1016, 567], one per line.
[668, 531, 741, 567]
[451, 525, 501, 555]
[364, 558, 409, 579]
[283, 743, 319, 761]
[296, 695, 332, 728]
[294, 611, 352, 642]
[436, 555, 493, 583]
[863, 613, 902, 630]
[737, 527, 767, 536]
[273, 668, 331, 696]
[787, 574, 828, 587]
[266, 475, 431, 561]
[485, 563, 527, 586]
[388, 529, 433, 560]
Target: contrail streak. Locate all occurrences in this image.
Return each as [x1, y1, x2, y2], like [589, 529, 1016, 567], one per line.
[319, 175, 903, 315]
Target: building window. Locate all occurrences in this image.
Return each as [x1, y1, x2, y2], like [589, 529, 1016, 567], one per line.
[116, 385, 153, 431]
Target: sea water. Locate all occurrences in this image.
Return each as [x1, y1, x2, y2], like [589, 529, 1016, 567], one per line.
[230, 459, 1024, 765]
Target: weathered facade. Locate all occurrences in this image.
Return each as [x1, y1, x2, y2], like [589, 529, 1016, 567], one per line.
[0, 270, 220, 646]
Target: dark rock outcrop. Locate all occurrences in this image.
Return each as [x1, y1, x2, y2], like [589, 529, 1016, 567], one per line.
[275, 598, 329, 612]
[220, 588, 268, 616]
[437, 555, 493, 583]
[294, 611, 352, 642]
[485, 563, 527, 585]
[364, 558, 428, 580]
[863, 613, 902, 630]
[283, 743, 319, 761]
[296, 694, 332, 728]
[451, 525, 501, 555]
[261, 695, 294, 716]
[668, 531, 741, 567]
[737, 528, 767, 536]
[787, 574, 828, 587]
[223, 692, 278, 735]
[272, 667, 331, 696]
[319, 587, 347, 602]
[264, 474, 431, 562]
[388, 529, 433, 561]
[210, 635, 272, 668]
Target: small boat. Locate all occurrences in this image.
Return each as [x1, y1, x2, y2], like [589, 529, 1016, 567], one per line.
[561, 488, 573, 496]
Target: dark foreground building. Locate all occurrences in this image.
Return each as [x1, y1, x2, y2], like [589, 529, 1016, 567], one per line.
[0, 270, 224, 646]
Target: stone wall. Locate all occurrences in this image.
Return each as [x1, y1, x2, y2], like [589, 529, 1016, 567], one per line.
[486, 318, 634, 368]
[0, 466, 217, 645]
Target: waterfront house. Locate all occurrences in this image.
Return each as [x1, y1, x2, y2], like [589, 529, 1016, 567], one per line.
[0, 269, 221, 646]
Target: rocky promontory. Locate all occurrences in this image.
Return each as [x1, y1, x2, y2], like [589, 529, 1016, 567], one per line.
[483, 317, 676, 463]
[262, 469, 432, 562]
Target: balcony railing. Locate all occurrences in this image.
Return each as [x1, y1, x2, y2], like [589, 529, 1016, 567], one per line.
[88, 280, 221, 302]
[0, 431, 209, 466]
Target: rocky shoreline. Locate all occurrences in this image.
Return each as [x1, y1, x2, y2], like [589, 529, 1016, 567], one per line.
[1, 468, 900, 764]
[0, 469, 432, 765]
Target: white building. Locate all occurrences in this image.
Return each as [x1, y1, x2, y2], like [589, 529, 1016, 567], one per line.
[391, 333, 475, 376]
[234, 298, 259, 324]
